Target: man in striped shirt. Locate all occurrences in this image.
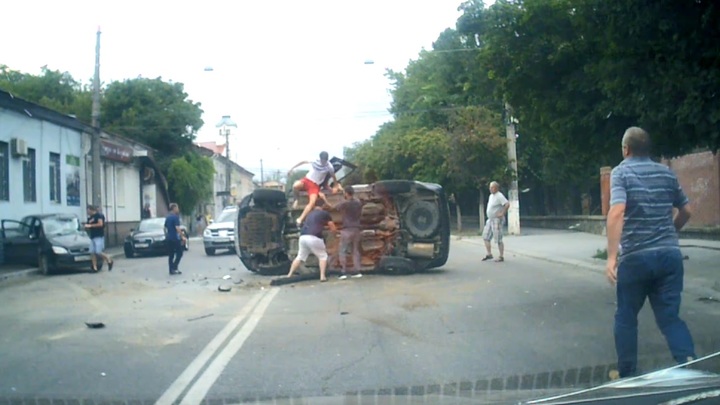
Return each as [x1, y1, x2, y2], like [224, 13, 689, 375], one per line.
[606, 126, 695, 378]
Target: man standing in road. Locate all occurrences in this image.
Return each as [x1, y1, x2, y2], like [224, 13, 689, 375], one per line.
[286, 202, 337, 282]
[482, 181, 510, 262]
[331, 186, 363, 279]
[164, 203, 186, 275]
[606, 126, 695, 378]
[288, 151, 343, 226]
[85, 205, 114, 272]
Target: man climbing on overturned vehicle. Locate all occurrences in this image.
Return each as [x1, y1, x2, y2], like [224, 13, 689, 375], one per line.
[288, 151, 343, 226]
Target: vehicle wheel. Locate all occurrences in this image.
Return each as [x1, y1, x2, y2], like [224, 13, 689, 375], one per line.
[205, 247, 216, 256]
[404, 200, 440, 239]
[38, 253, 53, 276]
[373, 180, 413, 194]
[124, 245, 135, 258]
[253, 189, 287, 204]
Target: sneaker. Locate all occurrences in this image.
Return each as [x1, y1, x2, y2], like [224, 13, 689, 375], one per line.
[351, 273, 363, 278]
[338, 275, 348, 280]
[481, 255, 493, 261]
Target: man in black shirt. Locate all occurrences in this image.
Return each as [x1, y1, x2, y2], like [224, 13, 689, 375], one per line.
[164, 203, 185, 275]
[286, 202, 337, 282]
[85, 205, 114, 272]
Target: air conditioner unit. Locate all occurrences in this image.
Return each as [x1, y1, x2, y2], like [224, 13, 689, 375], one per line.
[11, 138, 28, 157]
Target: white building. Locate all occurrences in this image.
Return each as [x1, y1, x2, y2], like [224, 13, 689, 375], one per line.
[194, 144, 255, 219]
[0, 89, 170, 246]
[0, 90, 89, 219]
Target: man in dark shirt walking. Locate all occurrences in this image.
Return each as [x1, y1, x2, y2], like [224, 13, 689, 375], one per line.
[332, 187, 363, 279]
[85, 205, 114, 272]
[286, 202, 337, 282]
[164, 203, 186, 275]
[606, 127, 695, 378]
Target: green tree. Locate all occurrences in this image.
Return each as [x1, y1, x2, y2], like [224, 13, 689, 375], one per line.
[101, 77, 204, 165]
[166, 152, 215, 214]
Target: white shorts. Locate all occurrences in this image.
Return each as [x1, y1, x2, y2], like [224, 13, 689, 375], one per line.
[296, 235, 328, 261]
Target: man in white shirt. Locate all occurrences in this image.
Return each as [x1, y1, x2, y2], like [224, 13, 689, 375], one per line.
[482, 181, 510, 262]
[288, 151, 343, 225]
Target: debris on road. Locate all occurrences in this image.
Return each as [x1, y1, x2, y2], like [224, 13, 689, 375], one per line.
[188, 313, 214, 322]
[233, 278, 244, 285]
[698, 297, 720, 303]
[218, 285, 232, 292]
[85, 322, 105, 329]
[222, 275, 232, 280]
[229, 267, 237, 271]
[340, 312, 349, 315]
[100, 372, 106, 377]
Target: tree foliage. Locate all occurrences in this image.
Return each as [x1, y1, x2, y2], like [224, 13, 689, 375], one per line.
[166, 153, 215, 213]
[346, 0, 719, 215]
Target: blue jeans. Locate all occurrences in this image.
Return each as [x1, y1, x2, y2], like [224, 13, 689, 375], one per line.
[167, 239, 183, 273]
[614, 248, 695, 377]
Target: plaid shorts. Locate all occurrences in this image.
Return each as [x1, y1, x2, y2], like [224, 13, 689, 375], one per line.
[482, 218, 504, 244]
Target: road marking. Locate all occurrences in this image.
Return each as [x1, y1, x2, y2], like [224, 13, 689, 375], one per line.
[154, 290, 266, 405]
[179, 287, 280, 405]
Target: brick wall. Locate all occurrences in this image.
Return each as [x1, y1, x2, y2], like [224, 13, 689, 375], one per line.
[665, 151, 720, 228]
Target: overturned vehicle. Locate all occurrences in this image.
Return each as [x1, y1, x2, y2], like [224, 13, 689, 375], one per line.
[234, 158, 450, 276]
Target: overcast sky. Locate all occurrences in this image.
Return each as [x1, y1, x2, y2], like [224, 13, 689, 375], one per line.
[1, 0, 465, 178]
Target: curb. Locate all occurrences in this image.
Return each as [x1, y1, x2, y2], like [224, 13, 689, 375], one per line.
[454, 236, 605, 274]
[0, 250, 126, 284]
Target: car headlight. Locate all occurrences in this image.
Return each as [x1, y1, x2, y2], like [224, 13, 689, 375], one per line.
[52, 246, 69, 254]
[203, 229, 212, 237]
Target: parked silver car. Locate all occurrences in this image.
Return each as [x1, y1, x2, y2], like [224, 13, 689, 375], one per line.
[203, 208, 237, 255]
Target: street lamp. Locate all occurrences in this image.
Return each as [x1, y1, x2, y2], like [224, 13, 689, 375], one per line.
[216, 115, 237, 206]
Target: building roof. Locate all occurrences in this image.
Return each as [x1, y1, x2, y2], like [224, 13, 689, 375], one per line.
[196, 141, 226, 155]
[193, 144, 255, 177]
[0, 88, 91, 133]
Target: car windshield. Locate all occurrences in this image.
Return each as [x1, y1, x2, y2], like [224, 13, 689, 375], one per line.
[138, 218, 166, 232]
[216, 210, 237, 223]
[42, 216, 81, 236]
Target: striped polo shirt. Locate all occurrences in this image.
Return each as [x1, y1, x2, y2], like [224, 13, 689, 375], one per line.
[610, 156, 689, 258]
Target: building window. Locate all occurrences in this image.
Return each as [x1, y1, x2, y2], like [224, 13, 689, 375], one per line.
[0, 141, 8, 201]
[116, 167, 126, 207]
[23, 148, 36, 202]
[49, 152, 61, 203]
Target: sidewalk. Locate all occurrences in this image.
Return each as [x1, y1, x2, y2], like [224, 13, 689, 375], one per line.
[0, 245, 126, 283]
[455, 228, 720, 296]
[1, 237, 206, 283]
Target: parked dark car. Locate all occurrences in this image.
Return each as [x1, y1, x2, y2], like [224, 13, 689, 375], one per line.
[0, 214, 100, 275]
[234, 157, 451, 276]
[124, 217, 189, 258]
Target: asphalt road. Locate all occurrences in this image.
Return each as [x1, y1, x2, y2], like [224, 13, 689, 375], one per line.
[1, 238, 719, 404]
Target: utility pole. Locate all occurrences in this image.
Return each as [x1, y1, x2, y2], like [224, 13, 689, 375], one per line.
[505, 102, 521, 235]
[90, 27, 102, 209]
[216, 116, 237, 207]
[260, 159, 264, 186]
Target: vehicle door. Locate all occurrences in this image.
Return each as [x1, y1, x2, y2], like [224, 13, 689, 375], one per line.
[1, 218, 39, 265]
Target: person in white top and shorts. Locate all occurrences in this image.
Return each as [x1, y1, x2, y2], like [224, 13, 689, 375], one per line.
[482, 181, 510, 262]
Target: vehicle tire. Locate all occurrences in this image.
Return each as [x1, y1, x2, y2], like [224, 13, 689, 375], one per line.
[38, 253, 53, 276]
[253, 189, 286, 204]
[124, 245, 135, 258]
[373, 180, 412, 194]
[205, 247, 216, 256]
[404, 200, 440, 239]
